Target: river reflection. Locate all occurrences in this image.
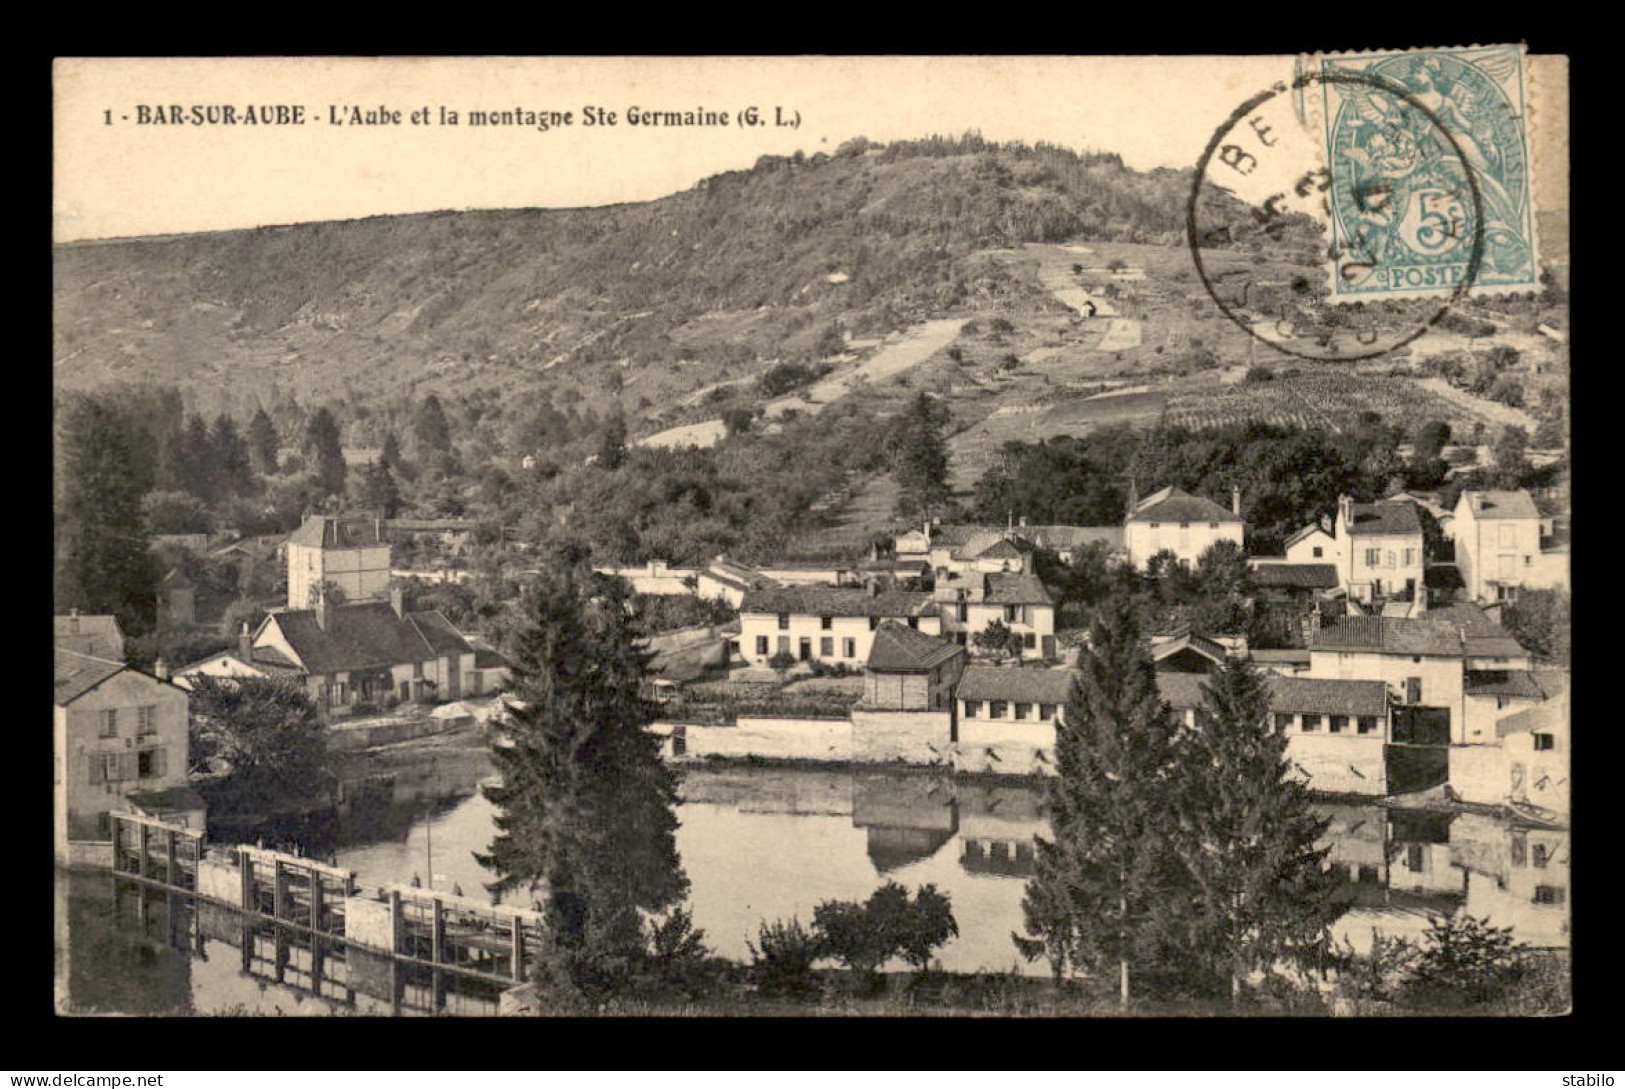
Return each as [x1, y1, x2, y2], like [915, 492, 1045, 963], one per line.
[56, 764, 1570, 1014]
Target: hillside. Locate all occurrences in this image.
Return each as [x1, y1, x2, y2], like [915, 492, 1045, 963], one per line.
[54, 136, 1269, 430]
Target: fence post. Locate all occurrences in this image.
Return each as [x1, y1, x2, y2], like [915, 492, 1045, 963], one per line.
[389, 889, 403, 954]
[273, 859, 286, 921]
[137, 820, 149, 880]
[166, 829, 178, 888]
[239, 852, 254, 912]
[310, 871, 324, 932]
[510, 915, 523, 980]
[431, 897, 444, 965]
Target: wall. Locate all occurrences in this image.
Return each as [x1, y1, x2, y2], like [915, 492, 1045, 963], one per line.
[1286, 529, 1339, 565]
[345, 894, 398, 950]
[58, 671, 190, 846]
[739, 612, 936, 666]
[1344, 531, 1425, 600]
[1457, 510, 1543, 602]
[287, 541, 392, 609]
[326, 716, 454, 751]
[1504, 729, 1569, 817]
[678, 717, 853, 761]
[865, 671, 928, 710]
[1307, 650, 1464, 740]
[850, 710, 953, 765]
[1449, 744, 1507, 807]
[1283, 732, 1386, 795]
[197, 854, 241, 903]
[1126, 521, 1244, 569]
[956, 715, 1056, 776]
[598, 563, 700, 597]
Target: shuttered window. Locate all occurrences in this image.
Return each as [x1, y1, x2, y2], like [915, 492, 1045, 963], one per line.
[137, 705, 157, 736]
[99, 709, 118, 738]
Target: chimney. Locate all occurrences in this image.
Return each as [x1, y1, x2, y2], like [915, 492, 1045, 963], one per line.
[1018, 516, 1028, 528]
[1338, 494, 1354, 529]
[239, 621, 252, 658]
[153, 657, 170, 681]
[314, 584, 330, 631]
[391, 585, 406, 618]
[1126, 476, 1139, 518]
[1231, 486, 1242, 516]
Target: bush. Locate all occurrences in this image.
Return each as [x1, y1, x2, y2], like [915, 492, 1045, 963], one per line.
[767, 650, 798, 676]
[1401, 914, 1529, 1009]
[748, 917, 822, 998]
[812, 881, 959, 993]
[1242, 365, 1275, 384]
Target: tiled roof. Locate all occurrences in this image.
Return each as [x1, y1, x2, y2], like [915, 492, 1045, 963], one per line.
[956, 665, 1077, 705]
[471, 644, 512, 671]
[1425, 603, 1529, 658]
[1016, 525, 1124, 552]
[982, 572, 1055, 606]
[1464, 670, 1547, 699]
[1129, 486, 1242, 524]
[287, 514, 388, 550]
[1284, 523, 1333, 548]
[1460, 490, 1540, 520]
[267, 601, 471, 674]
[924, 524, 999, 549]
[1308, 616, 1465, 656]
[1267, 677, 1389, 717]
[738, 586, 936, 619]
[1156, 672, 1210, 710]
[54, 648, 128, 705]
[1496, 694, 1567, 738]
[1252, 563, 1339, 589]
[1251, 648, 1311, 664]
[54, 614, 124, 660]
[866, 621, 966, 673]
[1152, 632, 1227, 666]
[962, 537, 1027, 561]
[1346, 501, 1423, 536]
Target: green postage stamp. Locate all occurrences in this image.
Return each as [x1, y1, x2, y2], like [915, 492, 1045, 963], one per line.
[1309, 45, 1539, 300]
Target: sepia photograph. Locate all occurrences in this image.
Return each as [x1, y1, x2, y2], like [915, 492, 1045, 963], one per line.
[51, 52, 1571, 1020]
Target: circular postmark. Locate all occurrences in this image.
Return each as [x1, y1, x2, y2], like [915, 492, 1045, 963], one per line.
[1186, 67, 1486, 362]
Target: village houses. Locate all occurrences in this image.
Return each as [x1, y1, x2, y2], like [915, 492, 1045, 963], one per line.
[737, 584, 941, 667]
[1124, 485, 1246, 570]
[1453, 489, 1568, 603]
[1281, 496, 1427, 605]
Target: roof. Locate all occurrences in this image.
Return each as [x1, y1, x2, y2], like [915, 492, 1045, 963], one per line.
[1464, 670, 1547, 699]
[1345, 501, 1423, 536]
[981, 572, 1055, 606]
[1252, 563, 1339, 589]
[54, 614, 124, 660]
[1496, 694, 1568, 738]
[866, 621, 965, 673]
[956, 665, 1077, 705]
[1016, 525, 1124, 552]
[472, 644, 512, 671]
[962, 537, 1027, 561]
[1129, 486, 1242, 525]
[1424, 603, 1529, 657]
[1284, 523, 1333, 549]
[287, 514, 388, 550]
[125, 786, 208, 813]
[1251, 648, 1311, 664]
[55, 648, 130, 705]
[266, 601, 472, 674]
[1267, 677, 1389, 717]
[1156, 672, 1210, 710]
[1152, 631, 1227, 666]
[1308, 615, 1467, 657]
[1460, 490, 1541, 521]
[738, 586, 936, 619]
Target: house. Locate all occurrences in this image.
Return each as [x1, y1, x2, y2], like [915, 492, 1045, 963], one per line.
[1014, 524, 1125, 564]
[55, 648, 199, 867]
[737, 585, 940, 667]
[1452, 490, 1550, 603]
[286, 514, 392, 610]
[954, 665, 1076, 774]
[1268, 676, 1392, 795]
[1124, 486, 1245, 569]
[1452, 685, 1569, 821]
[54, 612, 125, 661]
[696, 557, 778, 607]
[932, 571, 1057, 660]
[1252, 561, 1340, 602]
[1284, 521, 1337, 565]
[233, 588, 482, 713]
[1283, 497, 1425, 604]
[1386, 489, 1454, 540]
[1150, 629, 1230, 674]
[862, 621, 967, 712]
[173, 629, 308, 688]
[1251, 648, 1312, 676]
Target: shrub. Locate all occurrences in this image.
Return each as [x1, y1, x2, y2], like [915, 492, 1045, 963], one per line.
[1242, 365, 1275, 384]
[748, 917, 822, 998]
[813, 881, 959, 993]
[1401, 914, 1529, 1009]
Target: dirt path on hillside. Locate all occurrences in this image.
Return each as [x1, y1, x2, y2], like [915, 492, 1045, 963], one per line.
[1415, 377, 1539, 432]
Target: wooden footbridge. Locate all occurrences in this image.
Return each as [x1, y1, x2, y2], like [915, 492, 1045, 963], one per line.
[108, 811, 545, 1014]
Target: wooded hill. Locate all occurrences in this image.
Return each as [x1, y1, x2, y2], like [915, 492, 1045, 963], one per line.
[54, 134, 1270, 424]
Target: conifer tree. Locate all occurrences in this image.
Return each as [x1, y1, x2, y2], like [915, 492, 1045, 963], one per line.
[380, 430, 403, 473]
[212, 414, 255, 498]
[1015, 593, 1180, 1007]
[178, 414, 220, 505]
[303, 407, 347, 499]
[247, 407, 281, 476]
[413, 394, 452, 458]
[356, 459, 403, 518]
[890, 392, 951, 519]
[596, 415, 628, 471]
[1163, 656, 1342, 1004]
[55, 395, 162, 636]
[477, 547, 686, 1001]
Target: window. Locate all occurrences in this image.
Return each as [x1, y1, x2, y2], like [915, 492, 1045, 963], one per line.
[964, 700, 981, 718]
[1274, 713, 1294, 731]
[956, 603, 968, 622]
[1405, 843, 1426, 872]
[1534, 885, 1565, 905]
[1533, 733, 1556, 751]
[1403, 548, 1416, 567]
[100, 753, 123, 783]
[1532, 843, 1549, 869]
[820, 615, 833, 630]
[1312, 546, 1324, 558]
[990, 701, 1007, 719]
[1150, 522, 1160, 529]
[1024, 633, 1036, 649]
[1180, 523, 1189, 530]
[1014, 703, 1030, 721]
[869, 617, 879, 631]
[1405, 677, 1423, 703]
[1005, 605, 1020, 622]
[777, 613, 790, 630]
[1357, 716, 1379, 735]
[756, 636, 769, 656]
[820, 637, 834, 657]
[1329, 715, 1348, 734]
[1364, 548, 1380, 567]
[1301, 714, 1321, 732]
[1386, 551, 1396, 569]
[843, 638, 856, 658]
[137, 705, 157, 736]
[776, 636, 790, 655]
[137, 748, 166, 779]
[1039, 704, 1056, 720]
[99, 709, 118, 738]
[1357, 864, 1380, 884]
[907, 616, 919, 630]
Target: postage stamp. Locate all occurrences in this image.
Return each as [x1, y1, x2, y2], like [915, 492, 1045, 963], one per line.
[1307, 45, 1539, 300]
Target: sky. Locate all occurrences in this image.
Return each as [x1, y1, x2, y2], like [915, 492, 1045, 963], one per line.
[54, 56, 1301, 243]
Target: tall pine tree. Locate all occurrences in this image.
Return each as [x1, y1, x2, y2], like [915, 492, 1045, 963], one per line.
[477, 547, 686, 1001]
[890, 391, 951, 520]
[56, 396, 162, 637]
[413, 394, 451, 459]
[247, 407, 281, 477]
[212, 414, 255, 498]
[1163, 657, 1342, 1004]
[1016, 592, 1180, 1007]
[356, 459, 402, 518]
[303, 407, 347, 499]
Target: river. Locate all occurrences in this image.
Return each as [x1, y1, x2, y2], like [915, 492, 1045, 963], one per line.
[55, 757, 1569, 1016]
